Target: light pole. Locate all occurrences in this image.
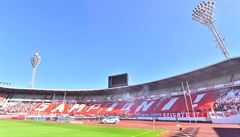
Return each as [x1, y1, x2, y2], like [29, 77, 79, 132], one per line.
[30, 50, 41, 88]
[192, 1, 230, 59]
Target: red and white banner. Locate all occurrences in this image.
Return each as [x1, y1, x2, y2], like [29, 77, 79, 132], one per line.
[30, 91, 218, 118]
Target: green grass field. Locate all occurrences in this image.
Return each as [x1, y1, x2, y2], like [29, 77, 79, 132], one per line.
[0, 120, 167, 137]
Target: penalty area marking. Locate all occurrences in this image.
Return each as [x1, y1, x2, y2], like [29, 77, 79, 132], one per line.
[131, 130, 155, 137]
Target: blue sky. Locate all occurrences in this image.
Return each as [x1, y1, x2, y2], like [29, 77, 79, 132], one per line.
[0, 0, 239, 90]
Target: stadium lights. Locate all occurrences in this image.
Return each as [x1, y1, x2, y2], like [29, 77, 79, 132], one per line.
[0, 82, 14, 87]
[192, 1, 230, 59]
[29, 50, 41, 88]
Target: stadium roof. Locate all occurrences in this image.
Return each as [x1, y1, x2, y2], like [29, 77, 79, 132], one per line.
[1, 56, 240, 95]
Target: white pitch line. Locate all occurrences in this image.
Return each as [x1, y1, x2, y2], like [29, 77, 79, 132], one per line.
[131, 130, 154, 137]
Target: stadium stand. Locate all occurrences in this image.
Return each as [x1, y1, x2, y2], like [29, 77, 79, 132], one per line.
[24, 90, 218, 117]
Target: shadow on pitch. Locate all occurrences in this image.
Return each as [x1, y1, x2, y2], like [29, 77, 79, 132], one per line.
[213, 128, 240, 137]
[170, 127, 199, 137]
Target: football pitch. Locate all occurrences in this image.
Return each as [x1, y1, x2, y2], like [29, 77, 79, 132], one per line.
[0, 120, 167, 137]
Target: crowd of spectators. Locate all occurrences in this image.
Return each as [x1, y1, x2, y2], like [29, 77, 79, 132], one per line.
[214, 87, 240, 112]
[0, 102, 36, 114]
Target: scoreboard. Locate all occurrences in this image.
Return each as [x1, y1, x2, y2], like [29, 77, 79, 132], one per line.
[108, 73, 128, 88]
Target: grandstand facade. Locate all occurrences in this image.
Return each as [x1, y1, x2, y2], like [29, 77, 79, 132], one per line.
[0, 57, 240, 123]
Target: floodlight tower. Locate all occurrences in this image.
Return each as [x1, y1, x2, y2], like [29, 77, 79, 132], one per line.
[29, 50, 41, 88]
[192, 1, 230, 59]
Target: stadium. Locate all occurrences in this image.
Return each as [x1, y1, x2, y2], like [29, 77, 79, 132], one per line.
[1, 0, 240, 137]
[1, 57, 240, 137]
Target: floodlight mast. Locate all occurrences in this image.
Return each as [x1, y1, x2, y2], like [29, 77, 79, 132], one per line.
[30, 50, 41, 88]
[192, 1, 230, 59]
